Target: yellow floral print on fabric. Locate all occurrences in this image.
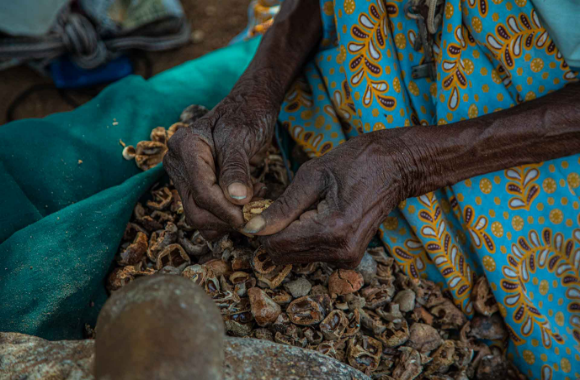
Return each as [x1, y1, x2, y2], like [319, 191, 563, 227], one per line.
[244, 0, 580, 377]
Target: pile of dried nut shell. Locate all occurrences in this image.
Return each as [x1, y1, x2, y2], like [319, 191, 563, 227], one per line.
[109, 105, 523, 380]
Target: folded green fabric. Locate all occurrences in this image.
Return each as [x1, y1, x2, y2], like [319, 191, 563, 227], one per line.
[0, 37, 260, 340]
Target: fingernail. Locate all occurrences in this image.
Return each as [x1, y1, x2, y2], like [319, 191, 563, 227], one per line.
[242, 215, 266, 234]
[228, 183, 247, 200]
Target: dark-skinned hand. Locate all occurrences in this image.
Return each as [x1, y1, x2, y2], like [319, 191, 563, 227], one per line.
[243, 132, 412, 268]
[163, 90, 277, 239]
[242, 81, 580, 267]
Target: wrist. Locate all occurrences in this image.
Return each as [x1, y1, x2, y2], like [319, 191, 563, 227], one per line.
[364, 128, 436, 200]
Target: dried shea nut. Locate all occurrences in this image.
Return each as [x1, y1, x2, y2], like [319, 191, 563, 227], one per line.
[156, 244, 190, 270]
[251, 247, 276, 274]
[133, 203, 163, 231]
[181, 264, 207, 286]
[430, 299, 467, 329]
[242, 199, 273, 222]
[391, 346, 423, 380]
[255, 264, 292, 289]
[320, 309, 349, 340]
[147, 222, 178, 262]
[146, 187, 172, 210]
[471, 276, 499, 316]
[122, 222, 148, 242]
[376, 302, 403, 323]
[230, 248, 252, 271]
[253, 328, 274, 342]
[329, 269, 364, 296]
[118, 231, 148, 265]
[408, 323, 443, 352]
[376, 319, 409, 348]
[347, 335, 383, 375]
[344, 308, 361, 337]
[221, 297, 251, 316]
[170, 189, 183, 214]
[469, 313, 507, 341]
[205, 234, 233, 256]
[229, 271, 252, 295]
[134, 141, 167, 171]
[178, 230, 208, 257]
[204, 259, 232, 277]
[224, 312, 254, 337]
[361, 285, 394, 309]
[287, 294, 332, 326]
[475, 353, 510, 380]
[304, 327, 324, 345]
[360, 309, 388, 335]
[122, 145, 136, 160]
[107, 267, 134, 291]
[424, 340, 455, 375]
[248, 287, 281, 327]
[150, 126, 167, 144]
[264, 289, 293, 304]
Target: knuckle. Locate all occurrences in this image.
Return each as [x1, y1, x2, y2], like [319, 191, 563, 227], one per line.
[194, 191, 213, 209]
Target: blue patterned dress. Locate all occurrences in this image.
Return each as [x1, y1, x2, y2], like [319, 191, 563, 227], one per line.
[239, 1, 580, 378]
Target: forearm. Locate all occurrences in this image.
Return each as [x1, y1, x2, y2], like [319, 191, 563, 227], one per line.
[231, 0, 322, 108]
[392, 82, 580, 197]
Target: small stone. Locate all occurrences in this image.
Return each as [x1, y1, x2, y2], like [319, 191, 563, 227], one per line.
[248, 287, 281, 327]
[393, 289, 416, 312]
[329, 269, 364, 296]
[284, 277, 312, 298]
[355, 252, 377, 285]
[408, 323, 442, 352]
[191, 30, 205, 44]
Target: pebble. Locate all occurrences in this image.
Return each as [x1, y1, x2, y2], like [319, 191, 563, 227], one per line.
[284, 277, 312, 298]
[355, 252, 377, 285]
[393, 289, 416, 312]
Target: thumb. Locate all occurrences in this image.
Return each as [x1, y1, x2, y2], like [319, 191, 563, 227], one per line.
[218, 146, 254, 205]
[242, 169, 321, 235]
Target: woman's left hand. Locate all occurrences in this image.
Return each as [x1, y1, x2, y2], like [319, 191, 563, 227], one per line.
[243, 82, 580, 267]
[243, 130, 417, 268]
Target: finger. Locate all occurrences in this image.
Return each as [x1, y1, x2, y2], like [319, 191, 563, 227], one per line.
[249, 143, 270, 166]
[242, 165, 322, 235]
[260, 208, 335, 264]
[165, 127, 244, 229]
[252, 183, 268, 199]
[217, 143, 254, 205]
[175, 181, 232, 232]
[262, 201, 383, 266]
[182, 138, 245, 228]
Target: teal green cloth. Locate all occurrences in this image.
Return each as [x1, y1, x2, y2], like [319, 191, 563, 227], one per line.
[0, 37, 260, 340]
[531, 0, 580, 70]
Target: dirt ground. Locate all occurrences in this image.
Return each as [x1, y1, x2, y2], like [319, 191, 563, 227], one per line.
[0, 0, 252, 125]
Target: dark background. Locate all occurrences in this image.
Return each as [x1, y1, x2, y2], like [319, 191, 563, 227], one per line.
[0, 0, 252, 125]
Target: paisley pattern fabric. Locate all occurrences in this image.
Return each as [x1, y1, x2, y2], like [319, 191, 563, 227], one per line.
[241, 0, 580, 378]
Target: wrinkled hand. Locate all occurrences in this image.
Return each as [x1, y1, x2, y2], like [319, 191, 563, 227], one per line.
[164, 92, 278, 237]
[244, 132, 413, 268]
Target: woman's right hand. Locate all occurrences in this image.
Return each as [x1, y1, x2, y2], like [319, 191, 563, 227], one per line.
[165, 0, 322, 238]
[163, 89, 278, 237]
